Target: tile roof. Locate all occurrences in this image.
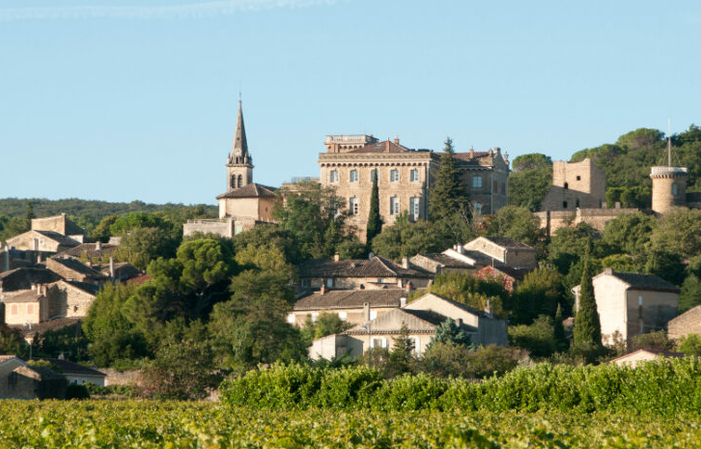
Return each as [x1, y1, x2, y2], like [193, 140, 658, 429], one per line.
[298, 256, 432, 279]
[605, 270, 680, 293]
[0, 267, 61, 292]
[418, 253, 475, 269]
[0, 355, 19, 364]
[1, 289, 43, 303]
[411, 292, 494, 319]
[48, 257, 107, 280]
[58, 243, 117, 259]
[9, 317, 82, 338]
[482, 236, 535, 250]
[27, 358, 105, 377]
[93, 262, 141, 281]
[216, 183, 277, 199]
[294, 289, 406, 311]
[346, 140, 412, 154]
[61, 280, 99, 295]
[126, 273, 152, 286]
[33, 230, 81, 247]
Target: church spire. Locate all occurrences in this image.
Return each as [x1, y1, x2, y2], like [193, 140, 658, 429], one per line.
[229, 100, 250, 165]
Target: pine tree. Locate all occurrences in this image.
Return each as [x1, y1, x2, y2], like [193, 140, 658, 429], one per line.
[573, 256, 603, 348]
[366, 174, 382, 244]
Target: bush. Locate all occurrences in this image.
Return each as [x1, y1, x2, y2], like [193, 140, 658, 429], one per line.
[420, 343, 522, 379]
[65, 383, 90, 400]
[508, 315, 559, 358]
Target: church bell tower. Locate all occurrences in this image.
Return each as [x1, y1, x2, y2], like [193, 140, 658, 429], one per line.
[226, 101, 253, 191]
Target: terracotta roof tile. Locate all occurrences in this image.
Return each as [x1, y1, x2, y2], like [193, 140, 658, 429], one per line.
[294, 289, 406, 310]
[298, 256, 432, 279]
[216, 183, 277, 199]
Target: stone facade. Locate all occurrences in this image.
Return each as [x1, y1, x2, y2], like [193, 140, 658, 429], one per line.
[540, 158, 606, 211]
[5, 230, 80, 253]
[46, 280, 96, 319]
[650, 166, 688, 214]
[318, 136, 509, 241]
[534, 206, 640, 236]
[573, 269, 680, 344]
[462, 236, 537, 269]
[1, 288, 48, 325]
[668, 305, 701, 340]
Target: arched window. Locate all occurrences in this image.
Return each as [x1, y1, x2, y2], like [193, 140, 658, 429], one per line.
[230, 175, 237, 189]
[237, 175, 243, 188]
[564, 182, 569, 190]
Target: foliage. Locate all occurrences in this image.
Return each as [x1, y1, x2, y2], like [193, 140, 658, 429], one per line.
[508, 153, 553, 211]
[371, 213, 449, 259]
[548, 223, 600, 275]
[602, 212, 656, 255]
[679, 274, 701, 313]
[553, 303, 568, 351]
[0, 214, 29, 243]
[511, 265, 565, 324]
[420, 343, 521, 379]
[33, 324, 90, 361]
[0, 323, 25, 356]
[426, 318, 471, 350]
[384, 325, 417, 378]
[508, 315, 559, 358]
[115, 227, 179, 270]
[629, 330, 676, 352]
[365, 175, 382, 244]
[485, 206, 543, 247]
[232, 223, 301, 265]
[425, 271, 509, 318]
[300, 313, 351, 345]
[679, 334, 701, 356]
[650, 208, 701, 258]
[642, 249, 685, 286]
[598, 253, 645, 273]
[65, 384, 90, 400]
[572, 257, 603, 352]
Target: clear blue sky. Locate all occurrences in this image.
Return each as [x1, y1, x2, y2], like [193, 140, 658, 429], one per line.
[1, 0, 699, 205]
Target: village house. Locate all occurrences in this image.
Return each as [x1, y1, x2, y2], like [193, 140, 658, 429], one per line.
[45, 257, 107, 285]
[58, 241, 118, 263]
[572, 268, 680, 345]
[609, 349, 684, 368]
[297, 254, 433, 291]
[0, 356, 66, 400]
[309, 292, 508, 360]
[667, 305, 701, 340]
[318, 135, 509, 241]
[289, 289, 409, 327]
[29, 358, 106, 387]
[5, 214, 85, 253]
[462, 236, 537, 270]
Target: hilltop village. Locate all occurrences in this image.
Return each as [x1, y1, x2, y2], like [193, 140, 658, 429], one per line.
[2, 102, 701, 399]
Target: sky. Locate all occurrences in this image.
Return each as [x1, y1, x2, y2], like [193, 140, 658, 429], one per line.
[1, 0, 700, 205]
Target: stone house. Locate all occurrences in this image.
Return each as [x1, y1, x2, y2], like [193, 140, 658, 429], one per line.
[1, 287, 49, 325]
[290, 289, 408, 327]
[29, 358, 105, 387]
[297, 254, 433, 291]
[0, 356, 65, 399]
[318, 135, 509, 241]
[667, 305, 701, 340]
[45, 280, 98, 319]
[58, 241, 118, 263]
[0, 267, 61, 293]
[409, 248, 483, 274]
[540, 158, 606, 211]
[45, 257, 107, 285]
[309, 292, 508, 360]
[462, 236, 537, 270]
[609, 349, 684, 368]
[5, 230, 81, 253]
[572, 268, 680, 345]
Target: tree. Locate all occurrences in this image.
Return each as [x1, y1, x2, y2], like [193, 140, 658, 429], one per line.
[485, 206, 543, 246]
[679, 275, 701, 313]
[24, 201, 35, 230]
[366, 175, 383, 244]
[426, 318, 471, 350]
[643, 250, 685, 286]
[679, 334, 701, 356]
[508, 315, 559, 358]
[508, 153, 553, 211]
[553, 303, 568, 351]
[426, 271, 508, 318]
[548, 223, 600, 275]
[602, 212, 656, 256]
[512, 265, 565, 324]
[233, 223, 300, 265]
[385, 324, 416, 377]
[116, 227, 179, 270]
[0, 323, 24, 356]
[651, 209, 701, 258]
[371, 213, 448, 259]
[300, 313, 351, 345]
[429, 137, 472, 243]
[573, 257, 603, 351]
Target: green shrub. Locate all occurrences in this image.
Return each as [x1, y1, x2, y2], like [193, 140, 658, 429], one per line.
[65, 383, 90, 400]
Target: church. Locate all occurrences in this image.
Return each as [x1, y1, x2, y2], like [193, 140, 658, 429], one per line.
[183, 101, 278, 238]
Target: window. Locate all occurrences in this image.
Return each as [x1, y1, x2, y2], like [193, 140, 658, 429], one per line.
[311, 312, 319, 322]
[370, 337, 386, 348]
[475, 202, 483, 215]
[638, 296, 643, 306]
[410, 197, 420, 220]
[390, 169, 399, 182]
[563, 201, 568, 209]
[27, 304, 34, 315]
[576, 175, 581, 181]
[472, 176, 482, 188]
[564, 182, 568, 190]
[350, 169, 359, 182]
[639, 319, 644, 333]
[410, 169, 419, 182]
[390, 197, 400, 215]
[672, 183, 678, 195]
[371, 169, 378, 182]
[10, 304, 17, 315]
[370, 310, 377, 320]
[349, 197, 359, 215]
[237, 175, 243, 188]
[411, 337, 421, 356]
[230, 175, 236, 189]
[575, 199, 580, 208]
[330, 170, 338, 183]
[338, 311, 347, 321]
[287, 313, 296, 324]
[301, 279, 309, 288]
[501, 183, 506, 195]
[326, 278, 333, 288]
[493, 180, 498, 191]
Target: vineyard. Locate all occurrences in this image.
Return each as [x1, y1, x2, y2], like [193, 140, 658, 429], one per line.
[0, 400, 700, 448]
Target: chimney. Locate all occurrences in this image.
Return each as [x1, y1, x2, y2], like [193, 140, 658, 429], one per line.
[363, 302, 371, 322]
[400, 297, 407, 308]
[469, 146, 475, 158]
[3, 247, 9, 273]
[31, 283, 36, 291]
[484, 300, 493, 316]
[405, 281, 413, 292]
[456, 318, 463, 327]
[604, 267, 613, 275]
[368, 252, 375, 259]
[401, 257, 409, 269]
[320, 283, 328, 295]
[334, 252, 340, 262]
[394, 136, 400, 144]
[109, 257, 115, 280]
[96, 241, 103, 251]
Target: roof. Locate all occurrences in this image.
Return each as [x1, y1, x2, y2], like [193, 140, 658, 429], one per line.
[0, 355, 20, 364]
[347, 140, 412, 154]
[294, 289, 406, 311]
[298, 256, 432, 279]
[47, 257, 107, 280]
[216, 183, 277, 199]
[94, 262, 141, 280]
[33, 230, 81, 247]
[9, 317, 82, 338]
[344, 308, 443, 335]
[1, 289, 43, 303]
[453, 151, 495, 166]
[410, 292, 495, 319]
[60, 280, 99, 295]
[417, 253, 475, 269]
[0, 267, 61, 292]
[126, 273, 152, 286]
[58, 243, 117, 259]
[610, 349, 685, 363]
[478, 264, 531, 282]
[481, 236, 535, 251]
[228, 100, 250, 164]
[601, 270, 680, 293]
[27, 358, 105, 377]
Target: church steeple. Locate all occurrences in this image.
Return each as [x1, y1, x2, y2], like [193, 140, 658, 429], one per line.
[226, 100, 254, 191]
[228, 100, 251, 165]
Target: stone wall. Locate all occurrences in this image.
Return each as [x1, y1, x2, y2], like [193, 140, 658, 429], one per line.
[540, 158, 606, 211]
[534, 207, 639, 236]
[668, 306, 701, 340]
[102, 368, 143, 387]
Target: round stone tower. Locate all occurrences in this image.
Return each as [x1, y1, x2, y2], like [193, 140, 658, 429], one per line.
[650, 166, 688, 214]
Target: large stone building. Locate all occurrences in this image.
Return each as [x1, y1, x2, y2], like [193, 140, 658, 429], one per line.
[184, 101, 278, 238]
[318, 135, 509, 240]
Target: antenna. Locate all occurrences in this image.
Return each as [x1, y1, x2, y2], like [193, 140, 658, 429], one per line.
[667, 117, 672, 167]
[238, 79, 242, 102]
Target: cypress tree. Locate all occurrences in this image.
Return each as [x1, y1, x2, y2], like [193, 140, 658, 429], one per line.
[366, 174, 382, 243]
[429, 137, 471, 222]
[553, 302, 568, 350]
[573, 256, 603, 348]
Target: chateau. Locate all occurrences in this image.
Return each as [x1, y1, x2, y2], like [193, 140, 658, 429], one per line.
[319, 135, 509, 240]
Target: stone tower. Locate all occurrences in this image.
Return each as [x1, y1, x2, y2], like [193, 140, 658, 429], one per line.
[226, 101, 253, 191]
[650, 134, 687, 214]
